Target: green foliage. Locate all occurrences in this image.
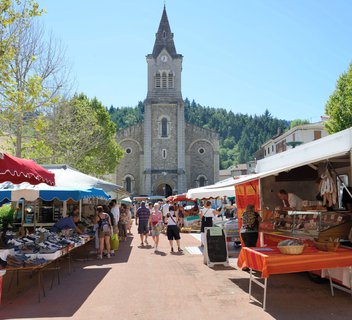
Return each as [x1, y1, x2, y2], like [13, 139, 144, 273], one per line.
[109, 99, 289, 169]
[290, 119, 310, 129]
[28, 94, 124, 176]
[108, 101, 144, 130]
[325, 63, 352, 133]
[0, 204, 14, 229]
[0, 1, 58, 157]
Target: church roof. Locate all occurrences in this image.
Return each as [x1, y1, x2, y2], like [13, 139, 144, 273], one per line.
[152, 6, 181, 59]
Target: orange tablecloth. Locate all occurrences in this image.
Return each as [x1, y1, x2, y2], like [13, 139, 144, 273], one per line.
[237, 247, 352, 278]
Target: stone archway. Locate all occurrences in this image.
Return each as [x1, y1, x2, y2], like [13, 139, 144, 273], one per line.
[155, 184, 173, 198]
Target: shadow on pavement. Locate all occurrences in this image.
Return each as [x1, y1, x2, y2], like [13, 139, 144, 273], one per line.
[0, 236, 135, 318]
[229, 273, 352, 320]
[0, 263, 111, 319]
[73, 236, 134, 265]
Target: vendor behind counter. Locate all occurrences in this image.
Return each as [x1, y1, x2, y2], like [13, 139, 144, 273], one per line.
[51, 207, 83, 234]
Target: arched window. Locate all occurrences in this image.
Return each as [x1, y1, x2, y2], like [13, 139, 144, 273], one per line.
[155, 72, 161, 88]
[197, 175, 207, 187]
[168, 72, 174, 89]
[161, 118, 168, 137]
[125, 177, 132, 193]
[162, 72, 167, 88]
[199, 176, 206, 187]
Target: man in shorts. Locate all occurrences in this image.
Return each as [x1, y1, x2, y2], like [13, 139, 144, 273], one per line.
[135, 201, 150, 246]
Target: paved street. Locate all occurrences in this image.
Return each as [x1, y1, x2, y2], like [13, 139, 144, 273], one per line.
[1, 224, 351, 320]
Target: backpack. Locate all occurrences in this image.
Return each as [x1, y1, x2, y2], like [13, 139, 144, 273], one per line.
[98, 214, 111, 232]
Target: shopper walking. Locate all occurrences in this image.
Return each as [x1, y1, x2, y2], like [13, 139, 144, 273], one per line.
[95, 206, 112, 259]
[240, 204, 260, 247]
[200, 200, 217, 246]
[135, 201, 151, 246]
[167, 205, 183, 253]
[148, 203, 162, 252]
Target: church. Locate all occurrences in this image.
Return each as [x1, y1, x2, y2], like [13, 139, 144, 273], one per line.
[116, 6, 219, 197]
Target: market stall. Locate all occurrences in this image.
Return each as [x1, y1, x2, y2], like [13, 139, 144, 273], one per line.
[0, 183, 110, 228]
[230, 127, 352, 305]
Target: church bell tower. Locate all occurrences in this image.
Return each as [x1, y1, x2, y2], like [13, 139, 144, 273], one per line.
[143, 5, 186, 196]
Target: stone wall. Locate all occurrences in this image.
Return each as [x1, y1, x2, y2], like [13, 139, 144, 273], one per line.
[116, 124, 144, 195]
[185, 123, 220, 188]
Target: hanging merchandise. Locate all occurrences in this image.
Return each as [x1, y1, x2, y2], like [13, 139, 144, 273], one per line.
[319, 168, 337, 208]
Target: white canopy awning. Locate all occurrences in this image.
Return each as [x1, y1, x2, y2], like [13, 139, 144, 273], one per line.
[43, 164, 125, 194]
[256, 127, 352, 173]
[186, 127, 352, 198]
[186, 183, 235, 199]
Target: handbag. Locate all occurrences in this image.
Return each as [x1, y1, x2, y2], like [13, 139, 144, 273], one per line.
[169, 213, 180, 231]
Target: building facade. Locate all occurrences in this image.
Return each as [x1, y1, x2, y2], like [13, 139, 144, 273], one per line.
[116, 7, 219, 197]
[259, 122, 328, 159]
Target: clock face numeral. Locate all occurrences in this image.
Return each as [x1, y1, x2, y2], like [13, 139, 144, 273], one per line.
[161, 55, 168, 62]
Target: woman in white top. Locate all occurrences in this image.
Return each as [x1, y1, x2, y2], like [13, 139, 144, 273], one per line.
[166, 206, 183, 253]
[200, 200, 217, 246]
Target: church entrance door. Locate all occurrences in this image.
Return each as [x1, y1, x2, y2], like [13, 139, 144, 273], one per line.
[155, 184, 173, 198]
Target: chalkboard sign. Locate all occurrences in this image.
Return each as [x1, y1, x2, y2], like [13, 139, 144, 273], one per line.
[203, 227, 229, 267]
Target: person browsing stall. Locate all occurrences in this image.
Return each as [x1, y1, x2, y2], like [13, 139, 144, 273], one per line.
[51, 206, 83, 234]
[240, 204, 261, 247]
[277, 189, 303, 211]
[95, 206, 112, 259]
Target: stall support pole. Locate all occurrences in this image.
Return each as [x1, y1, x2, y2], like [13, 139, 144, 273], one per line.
[249, 268, 268, 310]
[63, 201, 67, 217]
[327, 267, 352, 297]
[79, 200, 82, 220]
[350, 149, 352, 186]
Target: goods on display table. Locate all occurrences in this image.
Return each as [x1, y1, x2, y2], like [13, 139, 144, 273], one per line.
[0, 226, 95, 303]
[261, 210, 352, 246]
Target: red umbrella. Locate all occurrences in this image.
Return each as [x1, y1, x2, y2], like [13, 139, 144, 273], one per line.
[170, 193, 192, 202]
[0, 153, 55, 186]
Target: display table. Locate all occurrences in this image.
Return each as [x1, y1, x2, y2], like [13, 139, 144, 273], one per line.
[237, 246, 352, 310]
[1, 236, 94, 303]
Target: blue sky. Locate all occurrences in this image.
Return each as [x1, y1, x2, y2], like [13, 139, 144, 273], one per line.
[37, 0, 352, 121]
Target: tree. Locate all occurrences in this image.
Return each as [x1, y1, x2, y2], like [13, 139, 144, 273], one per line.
[31, 94, 123, 176]
[0, 0, 42, 85]
[290, 119, 310, 129]
[0, 1, 69, 157]
[325, 62, 352, 133]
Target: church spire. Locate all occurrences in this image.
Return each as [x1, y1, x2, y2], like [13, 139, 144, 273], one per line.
[152, 5, 178, 58]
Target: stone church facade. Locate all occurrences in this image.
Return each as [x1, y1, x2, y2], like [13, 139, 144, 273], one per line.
[116, 6, 219, 197]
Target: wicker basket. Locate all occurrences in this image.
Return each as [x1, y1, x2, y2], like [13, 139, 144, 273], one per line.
[314, 240, 340, 252]
[278, 245, 305, 255]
